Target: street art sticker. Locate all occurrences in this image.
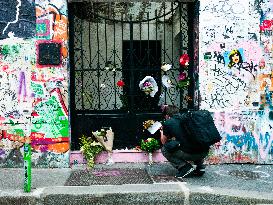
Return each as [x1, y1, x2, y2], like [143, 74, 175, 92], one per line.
[199, 45, 260, 110]
[36, 19, 51, 40]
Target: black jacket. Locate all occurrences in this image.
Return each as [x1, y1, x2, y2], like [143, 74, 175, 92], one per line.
[163, 114, 209, 154]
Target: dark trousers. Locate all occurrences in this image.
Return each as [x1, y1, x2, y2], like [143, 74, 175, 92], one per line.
[161, 145, 208, 171]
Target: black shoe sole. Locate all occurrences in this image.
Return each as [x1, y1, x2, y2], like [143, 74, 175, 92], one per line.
[175, 168, 195, 178]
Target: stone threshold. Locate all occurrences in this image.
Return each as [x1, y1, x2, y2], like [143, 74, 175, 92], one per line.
[70, 150, 167, 166]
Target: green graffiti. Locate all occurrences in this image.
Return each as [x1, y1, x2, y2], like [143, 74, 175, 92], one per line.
[1, 45, 11, 56]
[14, 129, 25, 137]
[0, 45, 21, 55]
[31, 82, 44, 98]
[11, 45, 20, 54]
[32, 96, 68, 138]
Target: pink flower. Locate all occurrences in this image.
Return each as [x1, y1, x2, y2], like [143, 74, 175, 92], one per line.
[178, 72, 187, 81]
[143, 81, 152, 87]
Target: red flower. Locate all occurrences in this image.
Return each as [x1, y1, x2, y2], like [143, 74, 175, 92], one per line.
[179, 54, 190, 67]
[117, 80, 125, 87]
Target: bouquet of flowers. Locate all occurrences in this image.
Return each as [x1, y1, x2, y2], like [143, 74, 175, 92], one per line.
[92, 127, 115, 165]
[143, 120, 155, 130]
[139, 76, 158, 97]
[142, 81, 153, 94]
[92, 127, 114, 152]
[80, 135, 104, 168]
[140, 138, 160, 153]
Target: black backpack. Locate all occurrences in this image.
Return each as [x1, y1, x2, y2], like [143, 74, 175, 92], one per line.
[174, 110, 222, 147]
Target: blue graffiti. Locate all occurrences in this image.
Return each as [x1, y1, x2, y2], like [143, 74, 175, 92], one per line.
[226, 132, 258, 150]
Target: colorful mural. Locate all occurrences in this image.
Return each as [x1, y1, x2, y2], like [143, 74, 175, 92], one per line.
[0, 0, 69, 168]
[200, 0, 273, 163]
[1, 0, 272, 167]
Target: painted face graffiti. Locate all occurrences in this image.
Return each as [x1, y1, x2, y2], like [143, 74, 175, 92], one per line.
[228, 49, 243, 68]
[232, 53, 240, 64]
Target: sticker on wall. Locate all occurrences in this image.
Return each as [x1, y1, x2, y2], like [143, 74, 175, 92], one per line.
[36, 19, 51, 40]
[224, 48, 244, 68]
[36, 40, 62, 67]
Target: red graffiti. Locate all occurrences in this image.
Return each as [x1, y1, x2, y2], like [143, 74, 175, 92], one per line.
[260, 19, 273, 31]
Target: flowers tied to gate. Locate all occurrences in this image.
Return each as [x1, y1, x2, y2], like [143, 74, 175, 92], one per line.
[116, 79, 128, 109]
[177, 71, 190, 89]
[139, 76, 158, 97]
[140, 138, 160, 153]
[177, 53, 190, 89]
[116, 80, 125, 87]
[179, 53, 190, 67]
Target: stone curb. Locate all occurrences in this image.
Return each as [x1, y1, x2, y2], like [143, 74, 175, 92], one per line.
[1, 183, 273, 205]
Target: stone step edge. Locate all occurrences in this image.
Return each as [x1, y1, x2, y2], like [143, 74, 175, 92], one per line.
[1, 184, 273, 205]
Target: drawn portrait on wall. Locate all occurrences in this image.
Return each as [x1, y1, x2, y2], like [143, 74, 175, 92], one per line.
[0, 0, 35, 40]
[224, 48, 255, 84]
[227, 49, 243, 68]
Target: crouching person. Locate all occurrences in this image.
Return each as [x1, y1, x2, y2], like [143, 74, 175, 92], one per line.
[160, 105, 209, 178]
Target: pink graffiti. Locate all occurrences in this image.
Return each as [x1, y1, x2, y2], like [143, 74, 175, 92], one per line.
[1, 64, 15, 73]
[92, 170, 121, 177]
[238, 41, 262, 65]
[207, 42, 224, 52]
[214, 112, 247, 136]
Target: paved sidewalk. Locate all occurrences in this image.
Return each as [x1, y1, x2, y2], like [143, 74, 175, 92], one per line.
[0, 162, 273, 205]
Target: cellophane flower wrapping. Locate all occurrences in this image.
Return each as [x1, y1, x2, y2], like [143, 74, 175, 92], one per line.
[139, 76, 158, 97]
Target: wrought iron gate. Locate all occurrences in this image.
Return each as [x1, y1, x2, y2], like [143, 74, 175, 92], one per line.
[68, 2, 198, 150]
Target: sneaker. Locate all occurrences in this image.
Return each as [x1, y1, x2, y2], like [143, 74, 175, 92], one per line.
[175, 164, 195, 178]
[193, 165, 205, 176]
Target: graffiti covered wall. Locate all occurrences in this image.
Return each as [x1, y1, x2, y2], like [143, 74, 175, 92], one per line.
[0, 0, 69, 168]
[200, 0, 273, 163]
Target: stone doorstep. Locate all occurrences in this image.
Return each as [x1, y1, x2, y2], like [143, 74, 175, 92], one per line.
[70, 150, 168, 165]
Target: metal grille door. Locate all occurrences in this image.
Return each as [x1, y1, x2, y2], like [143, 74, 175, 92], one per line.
[68, 2, 197, 150]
